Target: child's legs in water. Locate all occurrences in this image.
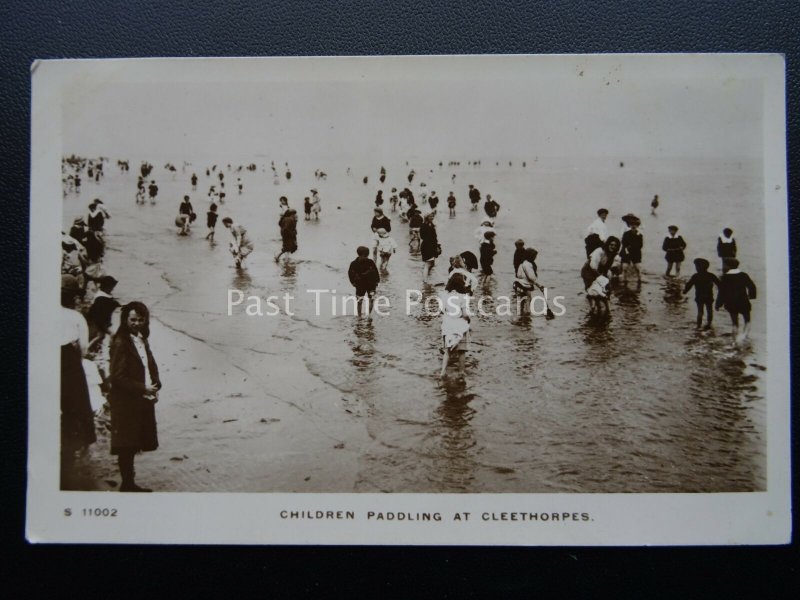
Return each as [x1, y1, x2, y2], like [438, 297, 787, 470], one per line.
[740, 308, 752, 338]
[695, 301, 704, 327]
[704, 300, 713, 326]
[728, 310, 740, 339]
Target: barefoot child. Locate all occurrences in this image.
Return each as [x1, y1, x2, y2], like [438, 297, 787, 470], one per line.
[205, 203, 218, 241]
[683, 258, 720, 329]
[373, 228, 397, 272]
[662, 225, 686, 276]
[586, 275, 611, 315]
[715, 258, 757, 345]
[222, 217, 254, 268]
[348, 246, 380, 316]
[440, 273, 471, 378]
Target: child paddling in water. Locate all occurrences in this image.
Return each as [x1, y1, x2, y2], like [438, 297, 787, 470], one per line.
[372, 228, 397, 273]
[222, 217, 254, 268]
[205, 203, 218, 241]
[715, 258, 757, 346]
[683, 258, 720, 329]
[440, 273, 471, 378]
[662, 225, 686, 277]
[348, 246, 380, 317]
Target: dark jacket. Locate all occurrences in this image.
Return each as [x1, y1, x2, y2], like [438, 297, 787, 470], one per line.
[717, 237, 737, 259]
[715, 271, 757, 313]
[109, 333, 161, 453]
[348, 257, 380, 292]
[87, 295, 120, 336]
[371, 215, 392, 233]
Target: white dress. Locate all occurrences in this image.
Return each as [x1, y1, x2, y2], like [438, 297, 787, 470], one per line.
[440, 291, 470, 351]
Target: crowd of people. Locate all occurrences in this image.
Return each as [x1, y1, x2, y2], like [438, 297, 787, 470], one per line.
[60, 157, 760, 491]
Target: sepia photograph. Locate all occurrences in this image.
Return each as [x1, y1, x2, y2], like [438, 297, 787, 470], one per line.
[28, 54, 790, 544]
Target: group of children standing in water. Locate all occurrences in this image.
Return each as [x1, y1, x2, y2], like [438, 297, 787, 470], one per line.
[114, 160, 759, 376]
[580, 207, 756, 346]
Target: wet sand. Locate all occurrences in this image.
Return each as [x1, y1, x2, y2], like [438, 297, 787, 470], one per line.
[65, 157, 767, 493]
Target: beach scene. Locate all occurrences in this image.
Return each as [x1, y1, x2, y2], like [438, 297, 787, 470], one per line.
[57, 57, 767, 493]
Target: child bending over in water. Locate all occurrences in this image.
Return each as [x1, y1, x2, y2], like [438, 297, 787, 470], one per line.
[683, 258, 720, 329]
[439, 273, 471, 378]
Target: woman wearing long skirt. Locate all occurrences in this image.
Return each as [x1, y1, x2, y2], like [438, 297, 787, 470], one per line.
[109, 302, 161, 492]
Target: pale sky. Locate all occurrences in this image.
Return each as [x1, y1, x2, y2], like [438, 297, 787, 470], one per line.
[61, 59, 764, 164]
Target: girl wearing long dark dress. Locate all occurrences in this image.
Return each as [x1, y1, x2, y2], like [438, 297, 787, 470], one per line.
[419, 212, 439, 280]
[109, 302, 161, 492]
[620, 223, 643, 284]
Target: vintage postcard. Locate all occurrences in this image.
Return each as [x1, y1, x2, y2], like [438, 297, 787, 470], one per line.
[27, 54, 790, 545]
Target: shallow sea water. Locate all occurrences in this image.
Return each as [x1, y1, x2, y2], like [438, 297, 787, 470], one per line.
[63, 156, 766, 492]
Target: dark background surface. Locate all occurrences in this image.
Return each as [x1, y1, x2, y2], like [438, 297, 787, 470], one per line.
[1, 0, 797, 595]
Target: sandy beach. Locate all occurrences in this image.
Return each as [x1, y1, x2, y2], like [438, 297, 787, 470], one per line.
[61, 155, 768, 494]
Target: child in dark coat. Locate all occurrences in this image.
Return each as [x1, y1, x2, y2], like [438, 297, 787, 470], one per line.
[479, 231, 497, 276]
[683, 258, 720, 329]
[715, 258, 757, 345]
[348, 246, 380, 316]
[662, 225, 686, 276]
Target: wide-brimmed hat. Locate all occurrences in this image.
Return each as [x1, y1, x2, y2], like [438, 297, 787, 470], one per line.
[621, 213, 641, 226]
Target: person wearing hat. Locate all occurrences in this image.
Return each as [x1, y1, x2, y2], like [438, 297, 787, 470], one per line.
[584, 208, 609, 258]
[275, 208, 299, 263]
[447, 191, 457, 217]
[715, 258, 757, 345]
[176, 195, 194, 236]
[60, 274, 96, 489]
[308, 189, 321, 219]
[683, 258, 720, 329]
[69, 217, 88, 246]
[662, 225, 687, 276]
[86, 275, 120, 344]
[620, 219, 644, 284]
[86, 199, 110, 232]
[371, 207, 392, 233]
[468, 184, 481, 211]
[372, 227, 398, 272]
[483, 194, 500, 220]
[419, 212, 440, 280]
[479, 230, 497, 277]
[348, 246, 380, 316]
